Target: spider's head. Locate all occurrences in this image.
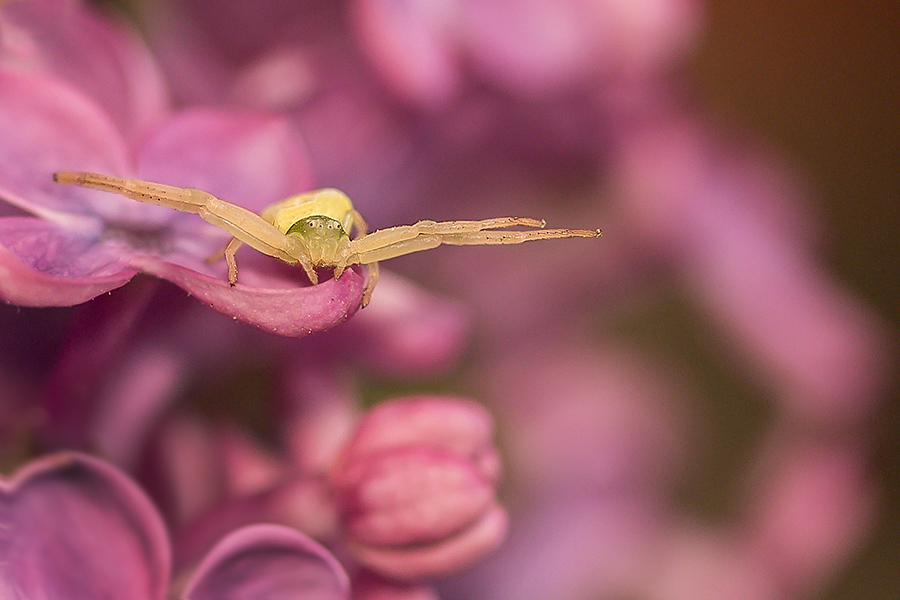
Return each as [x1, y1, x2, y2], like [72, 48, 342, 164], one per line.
[286, 215, 349, 265]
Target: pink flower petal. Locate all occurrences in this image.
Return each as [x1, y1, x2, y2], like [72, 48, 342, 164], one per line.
[0, 452, 171, 600]
[462, 0, 602, 95]
[135, 256, 365, 336]
[485, 341, 686, 491]
[137, 108, 314, 214]
[330, 397, 506, 580]
[0, 0, 169, 141]
[350, 0, 461, 107]
[184, 524, 349, 600]
[745, 440, 876, 595]
[335, 447, 496, 546]
[648, 525, 777, 600]
[337, 271, 471, 379]
[352, 572, 439, 600]
[349, 505, 508, 581]
[0, 69, 132, 223]
[0, 217, 137, 305]
[336, 397, 500, 481]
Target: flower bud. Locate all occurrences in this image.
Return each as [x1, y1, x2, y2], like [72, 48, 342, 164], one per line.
[329, 397, 507, 580]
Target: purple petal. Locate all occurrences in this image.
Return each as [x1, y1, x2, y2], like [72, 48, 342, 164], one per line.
[135, 256, 365, 336]
[0, 218, 137, 305]
[338, 397, 499, 477]
[137, 108, 314, 214]
[335, 448, 496, 546]
[0, 452, 171, 600]
[461, 0, 702, 96]
[184, 524, 349, 600]
[338, 271, 471, 379]
[350, 0, 462, 107]
[0, 69, 133, 222]
[0, 0, 169, 141]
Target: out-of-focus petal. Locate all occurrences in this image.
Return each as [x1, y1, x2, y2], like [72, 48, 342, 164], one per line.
[646, 524, 777, 600]
[0, 452, 171, 600]
[348, 505, 508, 581]
[446, 492, 665, 600]
[137, 109, 314, 214]
[0, 217, 137, 305]
[285, 49, 417, 214]
[335, 448, 496, 546]
[683, 218, 890, 424]
[462, 0, 605, 96]
[336, 397, 500, 481]
[351, 0, 704, 103]
[331, 397, 506, 580]
[485, 341, 685, 490]
[0, 0, 169, 140]
[183, 524, 350, 600]
[352, 571, 439, 600]
[350, 0, 461, 107]
[135, 256, 365, 336]
[614, 119, 891, 424]
[0, 69, 132, 225]
[744, 438, 876, 596]
[337, 271, 471, 379]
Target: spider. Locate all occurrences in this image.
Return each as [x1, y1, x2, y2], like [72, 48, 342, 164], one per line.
[53, 172, 601, 306]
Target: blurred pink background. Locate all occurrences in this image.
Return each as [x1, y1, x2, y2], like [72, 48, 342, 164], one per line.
[695, 1, 898, 597]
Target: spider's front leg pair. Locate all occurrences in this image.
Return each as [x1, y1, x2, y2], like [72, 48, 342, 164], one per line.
[53, 172, 601, 308]
[346, 216, 601, 265]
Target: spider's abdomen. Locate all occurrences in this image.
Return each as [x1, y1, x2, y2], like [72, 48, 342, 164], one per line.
[266, 188, 355, 235]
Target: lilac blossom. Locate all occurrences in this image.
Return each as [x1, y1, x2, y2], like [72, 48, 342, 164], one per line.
[145, 396, 506, 599]
[0, 451, 349, 600]
[0, 0, 366, 336]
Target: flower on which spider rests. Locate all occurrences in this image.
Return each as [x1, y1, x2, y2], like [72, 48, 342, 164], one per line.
[0, 70, 365, 335]
[0, 0, 365, 336]
[0, 451, 349, 600]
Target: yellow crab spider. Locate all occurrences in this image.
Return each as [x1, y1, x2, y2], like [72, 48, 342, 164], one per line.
[53, 172, 601, 307]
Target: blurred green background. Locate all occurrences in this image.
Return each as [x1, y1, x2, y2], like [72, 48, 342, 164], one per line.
[694, 1, 898, 597]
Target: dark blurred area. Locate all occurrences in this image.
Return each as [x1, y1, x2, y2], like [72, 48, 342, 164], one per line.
[694, 1, 899, 597]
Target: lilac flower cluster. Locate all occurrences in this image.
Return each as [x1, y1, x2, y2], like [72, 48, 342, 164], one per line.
[0, 0, 891, 599]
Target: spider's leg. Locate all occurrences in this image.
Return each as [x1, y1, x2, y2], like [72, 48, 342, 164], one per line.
[348, 208, 378, 307]
[54, 172, 316, 280]
[350, 209, 370, 237]
[351, 224, 599, 264]
[54, 172, 215, 212]
[350, 234, 443, 264]
[415, 216, 547, 233]
[349, 217, 546, 255]
[438, 227, 601, 246]
[223, 237, 244, 285]
[361, 261, 379, 307]
[206, 237, 242, 263]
